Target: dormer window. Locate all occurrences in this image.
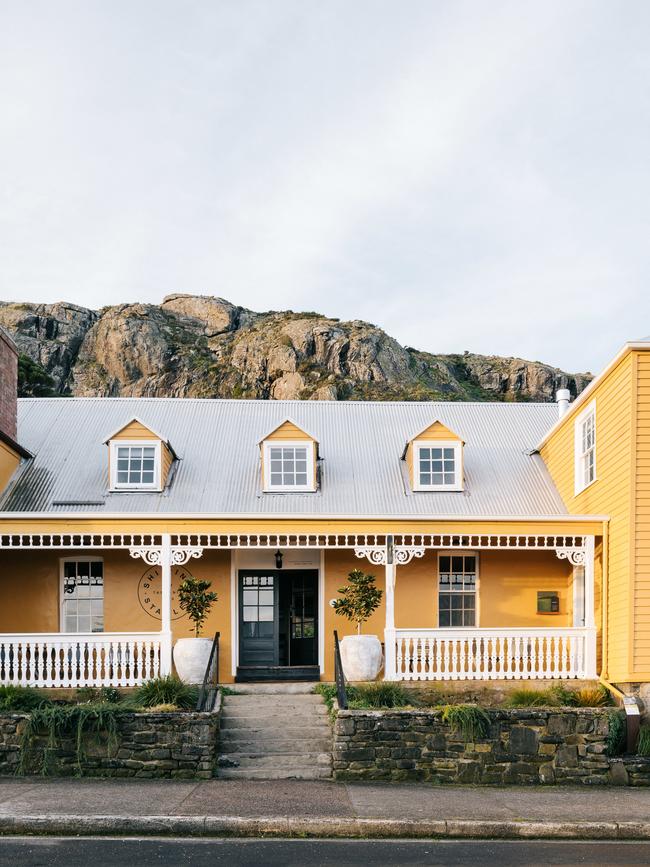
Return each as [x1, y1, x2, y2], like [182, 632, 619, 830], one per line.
[110, 441, 161, 491]
[259, 419, 318, 493]
[413, 440, 463, 491]
[403, 420, 465, 492]
[263, 441, 315, 491]
[103, 417, 176, 493]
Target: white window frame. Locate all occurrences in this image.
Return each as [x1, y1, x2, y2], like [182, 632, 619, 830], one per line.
[262, 440, 316, 492]
[413, 440, 463, 492]
[574, 400, 596, 495]
[59, 556, 104, 633]
[437, 550, 479, 628]
[109, 439, 162, 492]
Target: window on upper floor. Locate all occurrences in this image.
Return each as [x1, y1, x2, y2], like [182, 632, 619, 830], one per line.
[263, 441, 315, 492]
[413, 441, 463, 492]
[109, 441, 162, 491]
[574, 401, 596, 494]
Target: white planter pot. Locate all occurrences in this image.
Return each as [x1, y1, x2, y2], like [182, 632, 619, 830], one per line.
[173, 637, 213, 684]
[339, 634, 383, 682]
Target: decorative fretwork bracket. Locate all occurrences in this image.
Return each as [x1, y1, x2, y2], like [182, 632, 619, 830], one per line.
[555, 547, 587, 567]
[354, 546, 426, 567]
[129, 546, 204, 566]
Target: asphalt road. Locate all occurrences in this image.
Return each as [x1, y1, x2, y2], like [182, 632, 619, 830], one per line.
[1, 838, 650, 866]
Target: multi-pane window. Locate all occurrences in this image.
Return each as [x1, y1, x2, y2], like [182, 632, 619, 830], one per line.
[438, 554, 477, 627]
[580, 413, 595, 488]
[61, 560, 104, 633]
[575, 403, 596, 493]
[265, 443, 313, 490]
[111, 442, 160, 489]
[415, 442, 461, 490]
[241, 574, 275, 638]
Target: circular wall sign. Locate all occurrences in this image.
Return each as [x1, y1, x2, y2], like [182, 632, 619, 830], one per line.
[138, 565, 190, 621]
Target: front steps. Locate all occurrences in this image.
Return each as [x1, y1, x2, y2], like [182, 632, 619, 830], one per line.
[217, 687, 332, 780]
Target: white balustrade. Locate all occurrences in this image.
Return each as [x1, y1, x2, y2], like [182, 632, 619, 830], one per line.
[389, 627, 597, 681]
[0, 632, 162, 688]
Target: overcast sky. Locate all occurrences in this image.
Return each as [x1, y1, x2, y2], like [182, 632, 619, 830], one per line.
[1, 1, 649, 374]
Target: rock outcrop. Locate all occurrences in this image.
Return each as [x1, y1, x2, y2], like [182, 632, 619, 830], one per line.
[0, 294, 592, 402]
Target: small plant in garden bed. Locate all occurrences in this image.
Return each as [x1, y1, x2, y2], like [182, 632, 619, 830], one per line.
[505, 688, 559, 708]
[134, 675, 198, 710]
[75, 686, 121, 705]
[605, 710, 626, 756]
[572, 686, 611, 707]
[638, 724, 650, 757]
[442, 704, 492, 741]
[315, 682, 414, 713]
[0, 685, 52, 712]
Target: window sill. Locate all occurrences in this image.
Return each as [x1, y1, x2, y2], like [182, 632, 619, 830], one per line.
[574, 476, 598, 497]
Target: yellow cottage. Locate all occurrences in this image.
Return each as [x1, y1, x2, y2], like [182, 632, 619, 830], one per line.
[1, 327, 647, 699]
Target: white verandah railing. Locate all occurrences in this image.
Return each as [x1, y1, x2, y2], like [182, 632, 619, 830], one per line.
[388, 627, 597, 681]
[0, 633, 162, 688]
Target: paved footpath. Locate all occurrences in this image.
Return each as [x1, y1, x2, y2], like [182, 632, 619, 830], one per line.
[1, 778, 650, 839]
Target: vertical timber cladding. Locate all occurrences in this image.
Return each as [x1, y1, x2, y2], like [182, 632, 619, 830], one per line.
[634, 353, 650, 678]
[540, 352, 633, 682]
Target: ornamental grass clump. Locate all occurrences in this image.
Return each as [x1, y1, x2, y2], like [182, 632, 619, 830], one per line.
[605, 710, 626, 757]
[177, 575, 218, 637]
[134, 675, 198, 710]
[442, 704, 491, 741]
[332, 569, 383, 634]
[349, 682, 413, 709]
[572, 686, 611, 707]
[505, 688, 558, 708]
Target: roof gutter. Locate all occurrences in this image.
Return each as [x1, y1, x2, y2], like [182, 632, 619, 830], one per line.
[0, 511, 610, 522]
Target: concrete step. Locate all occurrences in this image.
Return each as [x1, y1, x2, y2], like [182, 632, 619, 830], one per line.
[217, 766, 333, 780]
[218, 753, 332, 769]
[226, 683, 318, 694]
[221, 710, 329, 723]
[224, 694, 324, 707]
[221, 716, 332, 737]
[219, 735, 332, 753]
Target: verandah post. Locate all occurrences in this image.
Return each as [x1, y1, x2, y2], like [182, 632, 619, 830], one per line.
[160, 533, 173, 675]
[584, 535, 597, 678]
[384, 535, 397, 681]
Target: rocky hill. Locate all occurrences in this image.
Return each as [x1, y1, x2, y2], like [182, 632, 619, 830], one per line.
[0, 294, 592, 402]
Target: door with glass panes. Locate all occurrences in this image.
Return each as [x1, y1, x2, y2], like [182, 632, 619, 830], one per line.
[239, 570, 318, 668]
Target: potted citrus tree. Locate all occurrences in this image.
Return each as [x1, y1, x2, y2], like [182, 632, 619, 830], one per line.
[333, 568, 383, 681]
[173, 575, 218, 683]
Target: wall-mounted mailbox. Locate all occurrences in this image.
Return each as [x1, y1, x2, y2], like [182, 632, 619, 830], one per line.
[537, 591, 560, 614]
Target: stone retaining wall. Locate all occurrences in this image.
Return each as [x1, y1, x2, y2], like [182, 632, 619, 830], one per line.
[0, 703, 220, 779]
[333, 708, 650, 785]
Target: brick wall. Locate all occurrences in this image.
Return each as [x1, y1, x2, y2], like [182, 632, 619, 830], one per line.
[0, 328, 18, 442]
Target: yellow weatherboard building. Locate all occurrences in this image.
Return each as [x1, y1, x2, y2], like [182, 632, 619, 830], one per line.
[0, 326, 647, 699]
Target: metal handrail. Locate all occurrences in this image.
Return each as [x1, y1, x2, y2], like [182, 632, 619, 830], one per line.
[196, 631, 220, 712]
[333, 630, 348, 710]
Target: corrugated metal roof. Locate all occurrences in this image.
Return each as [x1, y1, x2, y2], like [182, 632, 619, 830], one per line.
[0, 398, 568, 517]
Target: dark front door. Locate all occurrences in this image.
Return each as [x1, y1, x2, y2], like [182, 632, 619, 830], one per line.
[238, 570, 318, 669]
[239, 571, 278, 667]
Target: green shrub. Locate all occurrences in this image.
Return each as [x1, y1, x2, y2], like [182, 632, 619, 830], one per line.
[0, 685, 51, 712]
[442, 704, 491, 741]
[637, 724, 650, 757]
[505, 689, 558, 708]
[547, 684, 578, 706]
[134, 676, 198, 710]
[605, 710, 626, 757]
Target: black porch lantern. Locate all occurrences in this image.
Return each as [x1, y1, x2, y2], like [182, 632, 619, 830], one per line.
[275, 549, 283, 569]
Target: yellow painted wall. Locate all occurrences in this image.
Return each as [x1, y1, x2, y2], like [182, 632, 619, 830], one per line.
[0, 440, 21, 494]
[541, 352, 634, 681]
[108, 419, 175, 488]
